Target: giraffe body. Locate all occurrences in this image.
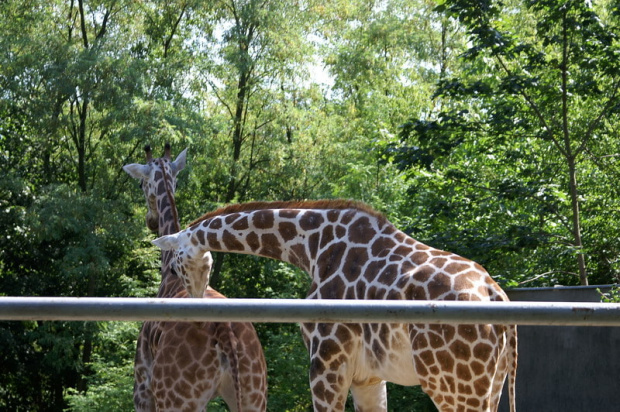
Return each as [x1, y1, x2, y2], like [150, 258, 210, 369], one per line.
[124, 146, 267, 412]
[154, 200, 517, 412]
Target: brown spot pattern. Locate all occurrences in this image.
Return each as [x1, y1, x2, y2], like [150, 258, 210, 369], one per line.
[289, 244, 310, 271]
[319, 276, 345, 299]
[317, 243, 346, 280]
[348, 216, 376, 244]
[473, 343, 493, 362]
[319, 225, 335, 249]
[427, 272, 452, 299]
[259, 233, 282, 259]
[206, 232, 221, 250]
[208, 218, 222, 230]
[335, 225, 346, 238]
[377, 264, 398, 286]
[342, 247, 368, 282]
[279, 209, 300, 219]
[222, 229, 245, 251]
[253, 210, 274, 229]
[231, 215, 249, 230]
[224, 213, 240, 225]
[326, 210, 340, 222]
[299, 211, 325, 231]
[279, 221, 298, 242]
[450, 339, 472, 361]
[246, 231, 260, 252]
[371, 237, 395, 257]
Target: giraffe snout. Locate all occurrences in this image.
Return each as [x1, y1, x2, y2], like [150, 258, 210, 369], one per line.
[146, 212, 158, 232]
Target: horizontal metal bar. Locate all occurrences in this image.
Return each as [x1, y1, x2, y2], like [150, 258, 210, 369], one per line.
[1, 297, 620, 326]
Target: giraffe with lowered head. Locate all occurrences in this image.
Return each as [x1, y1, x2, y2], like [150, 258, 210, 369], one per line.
[153, 199, 517, 412]
[123, 145, 267, 411]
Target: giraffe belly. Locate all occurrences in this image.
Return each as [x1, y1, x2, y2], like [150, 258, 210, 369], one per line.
[360, 324, 420, 387]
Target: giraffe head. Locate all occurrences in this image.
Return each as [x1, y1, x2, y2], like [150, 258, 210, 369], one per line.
[123, 144, 187, 233]
[153, 232, 213, 298]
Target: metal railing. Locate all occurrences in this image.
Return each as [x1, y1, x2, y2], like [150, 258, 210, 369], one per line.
[1, 297, 620, 326]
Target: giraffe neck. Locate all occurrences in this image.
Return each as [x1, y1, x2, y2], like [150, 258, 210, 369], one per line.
[160, 162, 181, 235]
[157, 166, 180, 237]
[184, 206, 408, 288]
[156, 164, 184, 297]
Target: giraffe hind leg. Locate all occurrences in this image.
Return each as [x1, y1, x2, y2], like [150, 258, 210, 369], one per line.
[410, 324, 497, 412]
[217, 372, 239, 412]
[134, 329, 156, 412]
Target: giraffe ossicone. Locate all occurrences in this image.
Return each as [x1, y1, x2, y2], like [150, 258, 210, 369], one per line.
[124, 145, 267, 412]
[153, 199, 517, 412]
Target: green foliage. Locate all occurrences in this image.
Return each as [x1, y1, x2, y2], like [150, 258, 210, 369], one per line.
[398, 0, 620, 286]
[598, 286, 620, 303]
[386, 383, 438, 412]
[65, 321, 139, 411]
[0, 182, 152, 410]
[263, 325, 314, 411]
[65, 359, 134, 411]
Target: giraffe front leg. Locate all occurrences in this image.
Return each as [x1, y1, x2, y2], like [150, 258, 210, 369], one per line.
[302, 323, 363, 412]
[350, 378, 387, 412]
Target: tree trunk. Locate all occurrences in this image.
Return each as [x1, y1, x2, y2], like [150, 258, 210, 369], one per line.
[77, 97, 88, 193]
[216, 9, 257, 284]
[225, 72, 248, 202]
[560, 10, 587, 285]
[567, 156, 588, 285]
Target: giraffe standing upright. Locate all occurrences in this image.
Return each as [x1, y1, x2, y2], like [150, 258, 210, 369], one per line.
[153, 199, 517, 412]
[123, 145, 267, 412]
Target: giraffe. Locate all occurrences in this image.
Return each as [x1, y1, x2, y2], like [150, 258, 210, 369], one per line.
[152, 199, 517, 412]
[123, 145, 267, 412]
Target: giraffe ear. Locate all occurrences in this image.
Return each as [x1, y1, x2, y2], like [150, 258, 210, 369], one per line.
[123, 163, 151, 180]
[170, 148, 187, 175]
[152, 233, 180, 251]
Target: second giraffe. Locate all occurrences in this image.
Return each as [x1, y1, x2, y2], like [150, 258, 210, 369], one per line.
[124, 145, 267, 411]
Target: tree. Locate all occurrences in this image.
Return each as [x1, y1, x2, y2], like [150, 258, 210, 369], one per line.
[399, 0, 620, 285]
[0, 1, 163, 408]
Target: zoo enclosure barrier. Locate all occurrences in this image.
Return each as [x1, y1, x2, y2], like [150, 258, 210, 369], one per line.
[0, 296, 619, 326]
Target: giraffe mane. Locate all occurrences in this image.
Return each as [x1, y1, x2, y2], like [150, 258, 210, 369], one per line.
[188, 199, 389, 227]
[159, 158, 181, 233]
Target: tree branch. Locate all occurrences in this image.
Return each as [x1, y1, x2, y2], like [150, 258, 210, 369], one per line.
[78, 0, 89, 49]
[95, 7, 111, 41]
[518, 270, 578, 285]
[578, 78, 620, 156]
[163, 2, 188, 58]
[494, 54, 566, 158]
[206, 77, 234, 119]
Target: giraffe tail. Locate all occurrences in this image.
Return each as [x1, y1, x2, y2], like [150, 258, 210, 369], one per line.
[508, 324, 518, 412]
[133, 322, 156, 411]
[215, 322, 242, 412]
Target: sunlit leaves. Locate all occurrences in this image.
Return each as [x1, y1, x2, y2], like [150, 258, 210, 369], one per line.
[398, 0, 620, 286]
